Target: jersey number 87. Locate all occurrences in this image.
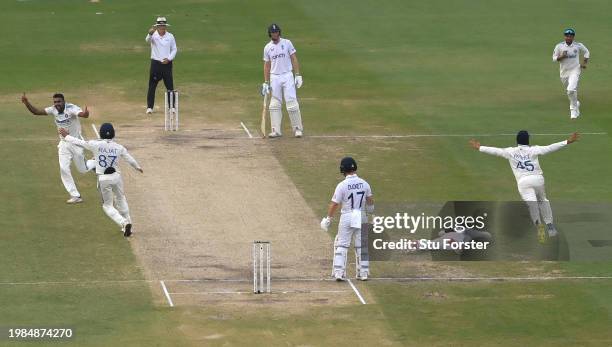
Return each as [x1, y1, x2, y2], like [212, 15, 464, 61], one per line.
[98, 155, 117, 168]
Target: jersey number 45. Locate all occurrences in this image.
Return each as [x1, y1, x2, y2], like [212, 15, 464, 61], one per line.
[516, 160, 535, 171]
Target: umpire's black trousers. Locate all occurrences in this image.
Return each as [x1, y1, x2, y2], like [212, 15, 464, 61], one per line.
[147, 59, 174, 109]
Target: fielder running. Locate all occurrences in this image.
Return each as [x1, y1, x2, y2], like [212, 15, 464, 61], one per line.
[469, 131, 579, 243]
[21, 93, 92, 203]
[552, 28, 590, 119]
[321, 157, 374, 281]
[59, 124, 143, 237]
[261, 23, 304, 138]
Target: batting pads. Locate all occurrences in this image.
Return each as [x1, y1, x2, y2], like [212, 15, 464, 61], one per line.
[269, 97, 283, 135]
[269, 98, 303, 135]
[286, 99, 303, 132]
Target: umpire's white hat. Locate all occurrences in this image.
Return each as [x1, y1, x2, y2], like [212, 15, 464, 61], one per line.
[154, 16, 171, 26]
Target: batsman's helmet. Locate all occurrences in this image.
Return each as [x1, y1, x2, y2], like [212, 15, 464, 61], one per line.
[516, 130, 529, 145]
[100, 123, 115, 140]
[563, 28, 576, 36]
[268, 23, 281, 37]
[339, 157, 358, 174]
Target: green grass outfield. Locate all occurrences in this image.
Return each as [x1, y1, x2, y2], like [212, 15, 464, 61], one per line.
[1, 0, 612, 345]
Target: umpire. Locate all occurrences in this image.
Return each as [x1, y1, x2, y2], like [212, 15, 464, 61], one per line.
[145, 17, 178, 114]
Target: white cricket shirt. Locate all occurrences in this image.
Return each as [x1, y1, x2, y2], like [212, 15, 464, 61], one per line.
[552, 41, 590, 76]
[331, 174, 373, 214]
[146, 31, 178, 62]
[64, 136, 141, 175]
[263, 38, 296, 75]
[480, 141, 568, 182]
[45, 103, 83, 140]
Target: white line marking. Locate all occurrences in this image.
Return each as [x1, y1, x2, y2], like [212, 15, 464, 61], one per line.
[308, 132, 607, 139]
[169, 290, 350, 295]
[91, 123, 100, 139]
[347, 279, 366, 305]
[369, 276, 612, 281]
[3, 275, 612, 287]
[240, 122, 253, 138]
[160, 280, 174, 307]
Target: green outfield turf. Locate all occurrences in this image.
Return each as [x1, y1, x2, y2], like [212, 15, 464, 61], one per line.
[2, 0, 612, 346]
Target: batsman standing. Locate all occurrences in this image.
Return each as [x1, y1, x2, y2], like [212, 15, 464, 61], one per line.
[60, 124, 143, 237]
[552, 28, 590, 119]
[321, 157, 374, 281]
[261, 23, 304, 138]
[470, 131, 579, 243]
[146, 16, 178, 114]
[21, 93, 92, 203]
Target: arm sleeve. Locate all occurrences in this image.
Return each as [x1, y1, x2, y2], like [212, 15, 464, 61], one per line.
[122, 148, 141, 170]
[533, 141, 568, 156]
[287, 40, 296, 55]
[331, 184, 343, 204]
[580, 43, 590, 59]
[168, 35, 177, 61]
[64, 135, 95, 151]
[552, 44, 560, 62]
[71, 105, 83, 116]
[262, 46, 269, 62]
[44, 106, 54, 115]
[145, 33, 152, 43]
[479, 146, 510, 159]
[366, 183, 373, 198]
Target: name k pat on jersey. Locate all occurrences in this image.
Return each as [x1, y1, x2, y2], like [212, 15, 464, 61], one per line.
[479, 141, 568, 182]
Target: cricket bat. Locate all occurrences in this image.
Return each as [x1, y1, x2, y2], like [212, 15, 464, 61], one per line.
[260, 94, 268, 138]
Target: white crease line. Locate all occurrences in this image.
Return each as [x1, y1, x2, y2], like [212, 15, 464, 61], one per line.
[369, 276, 612, 281]
[91, 123, 100, 139]
[160, 280, 174, 307]
[308, 132, 608, 139]
[240, 122, 253, 138]
[347, 279, 367, 305]
[169, 290, 351, 295]
[3, 276, 612, 287]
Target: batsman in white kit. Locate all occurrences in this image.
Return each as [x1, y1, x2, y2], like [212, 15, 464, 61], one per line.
[552, 28, 590, 119]
[21, 93, 92, 203]
[321, 157, 374, 281]
[59, 124, 143, 237]
[261, 23, 304, 138]
[470, 131, 579, 243]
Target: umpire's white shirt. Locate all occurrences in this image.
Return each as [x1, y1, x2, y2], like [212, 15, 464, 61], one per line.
[479, 141, 568, 183]
[263, 38, 296, 75]
[146, 31, 178, 62]
[45, 103, 83, 140]
[552, 41, 589, 77]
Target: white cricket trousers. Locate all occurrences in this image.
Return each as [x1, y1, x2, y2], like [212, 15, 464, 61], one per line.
[98, 172, 131, 227]
[332, 212, 369, 277]
[517, 174, 553, 225]
[561, 70, 581, 112]
[58, 140, 88, 198]
[270, 71, 297, 102]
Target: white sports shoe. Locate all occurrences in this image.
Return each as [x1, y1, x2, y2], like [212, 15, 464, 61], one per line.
[570, 101, 581, 119]
[357, 273, 369, 281]
[333, 271, 345, 282]
[146, 108, 153, 115]
[66, 196, 83, 204]
[295, 129, 303, 138]
[268, 132, 282, 138]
